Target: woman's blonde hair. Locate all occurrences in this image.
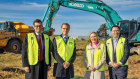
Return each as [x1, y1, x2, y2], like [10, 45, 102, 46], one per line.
[88, 32, 99, 43]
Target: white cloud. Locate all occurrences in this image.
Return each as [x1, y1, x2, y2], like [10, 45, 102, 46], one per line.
[103, 0, 140, 5]
[103, 0, 140, 10]
[0, 2, 47, 11]
[0, 14, 38, 19]
[25, 2, 48, 7]
[0, 2, 47, 25]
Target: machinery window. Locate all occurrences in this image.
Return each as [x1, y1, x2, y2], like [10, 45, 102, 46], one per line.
[0, 23, 5, 30]
[130, 22, 137, 35]
[120, 22, 129, 37]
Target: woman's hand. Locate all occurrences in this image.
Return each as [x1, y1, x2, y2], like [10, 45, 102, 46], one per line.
[88, 66, 96, 71]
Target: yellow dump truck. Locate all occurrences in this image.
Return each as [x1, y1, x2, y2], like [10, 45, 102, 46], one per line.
[0, 21, 35, 53]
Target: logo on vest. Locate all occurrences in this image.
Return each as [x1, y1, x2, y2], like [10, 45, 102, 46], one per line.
[88, 48, 94, 50]
[107, 43, 110, 45]
[31, 37, 34, 40]
[98, 48, 101, 49]
[69, 42, 73, 44]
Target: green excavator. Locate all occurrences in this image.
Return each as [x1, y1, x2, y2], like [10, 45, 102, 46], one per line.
[42, 0, 140, 48]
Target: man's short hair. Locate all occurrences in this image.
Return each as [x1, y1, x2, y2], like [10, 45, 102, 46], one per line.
[61, 23, 70, 29]
[111, 25, 120, 31]
[33, 19, 42, 25]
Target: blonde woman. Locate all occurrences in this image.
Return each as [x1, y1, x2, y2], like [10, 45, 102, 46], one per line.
[83, 32, 106, 79]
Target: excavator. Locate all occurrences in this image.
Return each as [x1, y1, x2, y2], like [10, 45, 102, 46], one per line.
[42, 0, 140, 51]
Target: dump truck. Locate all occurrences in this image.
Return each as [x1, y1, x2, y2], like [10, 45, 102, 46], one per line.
[0, 21, 54, 53]
[0, 21, 34, 53]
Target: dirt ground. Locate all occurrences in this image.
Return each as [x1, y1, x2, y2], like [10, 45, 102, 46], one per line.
[0, 40, 140, 79]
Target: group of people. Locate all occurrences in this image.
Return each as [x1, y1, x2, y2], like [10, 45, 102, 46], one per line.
[22, 19, 130, 79]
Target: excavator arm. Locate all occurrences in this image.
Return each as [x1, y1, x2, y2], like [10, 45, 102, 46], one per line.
[42, 0, 140, 47]
[42, 0, 122, 32]
[42, 0, 59, 33]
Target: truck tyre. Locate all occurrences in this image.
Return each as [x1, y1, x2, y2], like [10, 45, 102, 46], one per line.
[0, 48, 4, 53]
[6, 40, 21, 53]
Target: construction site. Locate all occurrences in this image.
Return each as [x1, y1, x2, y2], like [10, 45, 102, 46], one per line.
[0, 0, 140, 79]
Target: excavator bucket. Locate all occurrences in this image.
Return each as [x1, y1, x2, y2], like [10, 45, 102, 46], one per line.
[48, 28, 55, 36]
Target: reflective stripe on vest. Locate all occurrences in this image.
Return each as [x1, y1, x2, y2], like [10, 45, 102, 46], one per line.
[27, 33, 49, 65]
[86, 43, 105, 71]
[106, 37, 128, 67]
[54, 36, 74, 63]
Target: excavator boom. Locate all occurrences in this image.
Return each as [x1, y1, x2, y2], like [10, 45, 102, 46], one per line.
[42, 0, 122, 32]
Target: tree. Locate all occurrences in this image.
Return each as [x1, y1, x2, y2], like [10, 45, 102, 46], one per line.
[96, 23, 110, 40]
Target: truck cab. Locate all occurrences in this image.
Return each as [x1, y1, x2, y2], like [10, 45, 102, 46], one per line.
[0, 21, 21, 53]
[0, 21, 17, 32]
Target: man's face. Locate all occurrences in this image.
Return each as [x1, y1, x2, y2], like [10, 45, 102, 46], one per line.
[33, 22, 43, 33]
[61, 24, 70, 36]
[111, 27, 120, 38]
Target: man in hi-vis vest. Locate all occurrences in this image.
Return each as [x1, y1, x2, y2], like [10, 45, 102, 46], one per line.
[22, 19, 52, 79]
[106, 25, 130, 79]
[53, 23, 76, 79]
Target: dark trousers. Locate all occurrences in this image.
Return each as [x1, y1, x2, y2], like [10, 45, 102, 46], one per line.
[55, 77, 70, 79]
[56, 77, 70, 79]
[108, 66, 128, 79]
[25, 60, 47, 79]
[39, 60, 45, 79]
[55, 66, 70, 79]
[53, 63, 58, 76]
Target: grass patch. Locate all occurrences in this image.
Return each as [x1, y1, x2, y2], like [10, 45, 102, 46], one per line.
[0, 40, 140, 79]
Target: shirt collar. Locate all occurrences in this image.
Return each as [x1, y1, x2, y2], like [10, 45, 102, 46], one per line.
[35, 32, 41, 36]
[91, 42, 99, 47]
[112, 37, 119, 42]
[62, 34, 68, 39]
[89, 42, 101, 49]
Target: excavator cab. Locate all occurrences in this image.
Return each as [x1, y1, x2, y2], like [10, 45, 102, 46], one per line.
[119, 20, 138, 38]
[118, 20, 139, 46]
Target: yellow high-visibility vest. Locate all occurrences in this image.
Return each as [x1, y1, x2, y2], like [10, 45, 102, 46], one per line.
[86, 43, 105, 71]
[106, 37, 128, 67]
[54, 36, 74, 63]
[27, 33, 49, 65]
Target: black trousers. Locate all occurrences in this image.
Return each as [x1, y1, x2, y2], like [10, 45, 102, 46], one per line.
[25, 60, 47, 79]
[39, 60, 45, 79]
[108, 66, 128, 79]
[53, 63, 70, 79]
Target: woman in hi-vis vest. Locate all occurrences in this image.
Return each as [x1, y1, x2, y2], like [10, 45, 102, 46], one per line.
[83, 32, 106, 79]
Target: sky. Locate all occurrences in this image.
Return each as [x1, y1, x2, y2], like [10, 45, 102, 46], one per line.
[0, 0, 140, 36]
